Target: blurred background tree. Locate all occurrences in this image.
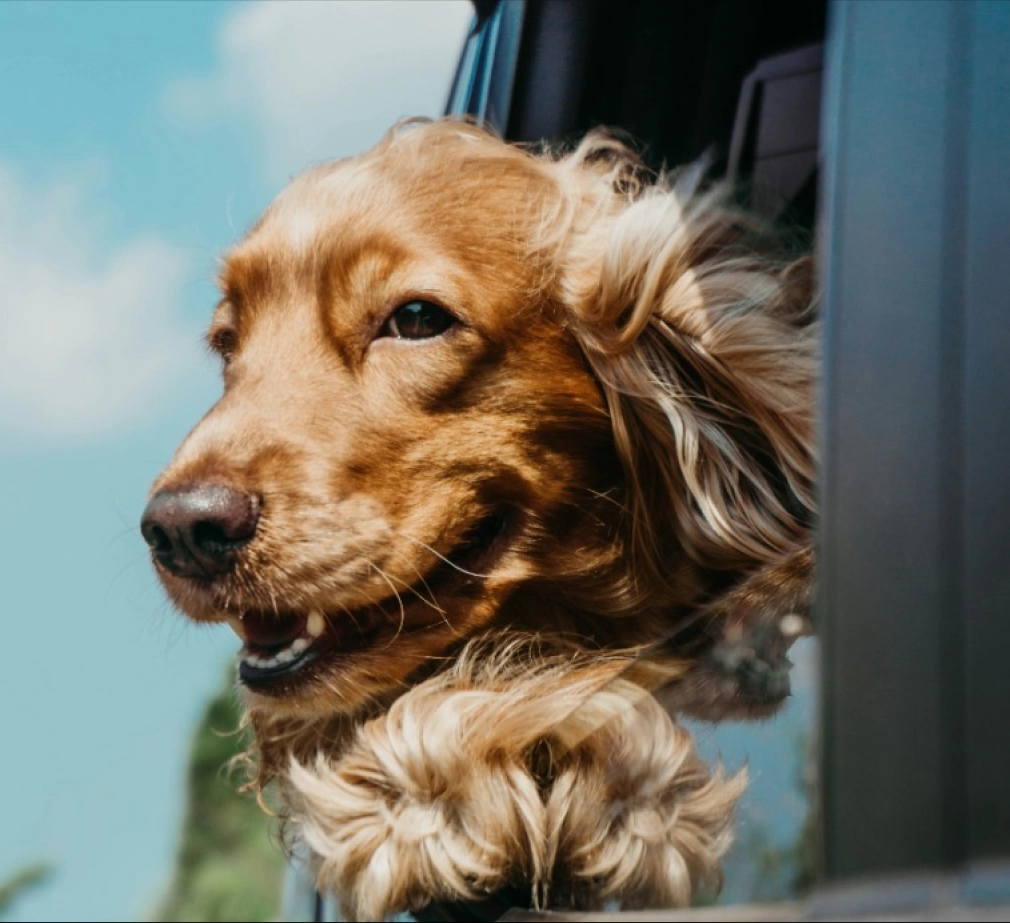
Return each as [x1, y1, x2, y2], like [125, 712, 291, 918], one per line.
[0, 862, 54, 919]
[152, 673, 286, 922]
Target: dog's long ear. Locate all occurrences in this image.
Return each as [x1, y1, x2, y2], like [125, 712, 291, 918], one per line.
[560, 149, 817, 588]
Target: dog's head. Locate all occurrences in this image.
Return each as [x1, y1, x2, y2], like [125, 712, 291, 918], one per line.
[142, 120, 815, 728]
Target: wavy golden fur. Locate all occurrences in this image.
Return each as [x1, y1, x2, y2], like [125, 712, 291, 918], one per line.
[144, 119, 817, 919]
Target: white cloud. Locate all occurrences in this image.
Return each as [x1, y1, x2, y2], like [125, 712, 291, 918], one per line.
[0, 163, 204, 442]
[165, 0, 473, 183]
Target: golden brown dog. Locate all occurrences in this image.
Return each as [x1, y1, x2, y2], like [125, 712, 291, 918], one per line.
[142, 120, 816, 919]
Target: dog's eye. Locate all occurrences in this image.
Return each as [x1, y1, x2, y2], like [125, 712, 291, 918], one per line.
[381, 301, 456, 340]
[208, 327, 238, 364]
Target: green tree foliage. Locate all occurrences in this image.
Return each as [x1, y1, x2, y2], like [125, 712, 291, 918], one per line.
[728, 727, 819, 904]
[0, 862, 53, 918]
[152, 674, 287, 922]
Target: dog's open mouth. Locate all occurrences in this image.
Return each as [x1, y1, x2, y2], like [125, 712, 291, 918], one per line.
[229, 511, 512, 693]
[229, 607, 379, 687]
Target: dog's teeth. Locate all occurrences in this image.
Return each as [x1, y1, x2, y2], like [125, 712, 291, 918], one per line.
[227, 616, 248, 641]
[239, 618, 324, 672]
[241, 635, 315, 671]
[306, 611, 325, 638]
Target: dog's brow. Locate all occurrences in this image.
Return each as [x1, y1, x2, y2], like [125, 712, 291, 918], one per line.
[209, 298, 237, 328]
[323, 235, 410, 291]
[218, 251, 275, 309]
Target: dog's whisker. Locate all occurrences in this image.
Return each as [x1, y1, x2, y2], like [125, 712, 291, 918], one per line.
[367, 562, 408, 646]
[384, 550, 454, 625]
[328, 601, 366, 638]
[391, 528, 497, 581]
[382, 547, 482, 639]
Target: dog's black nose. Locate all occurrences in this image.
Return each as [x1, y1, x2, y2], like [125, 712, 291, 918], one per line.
[141, 484, 259, 578]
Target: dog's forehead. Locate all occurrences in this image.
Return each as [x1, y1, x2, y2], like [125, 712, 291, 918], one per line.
[245, 157, 384, 256]
[220, 144, 555, 326]
[235, 131, 555, 262]
[217, 159, 401, 314]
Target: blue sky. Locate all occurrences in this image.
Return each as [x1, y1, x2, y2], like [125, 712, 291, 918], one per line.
[0, 3, 471, 920]
[0, 3, 816, 920]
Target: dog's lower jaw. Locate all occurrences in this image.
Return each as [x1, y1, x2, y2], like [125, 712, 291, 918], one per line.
[267, 639, 744, 922]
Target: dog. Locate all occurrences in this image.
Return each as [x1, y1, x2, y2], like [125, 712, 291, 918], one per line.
[142, 119, 817, 920]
